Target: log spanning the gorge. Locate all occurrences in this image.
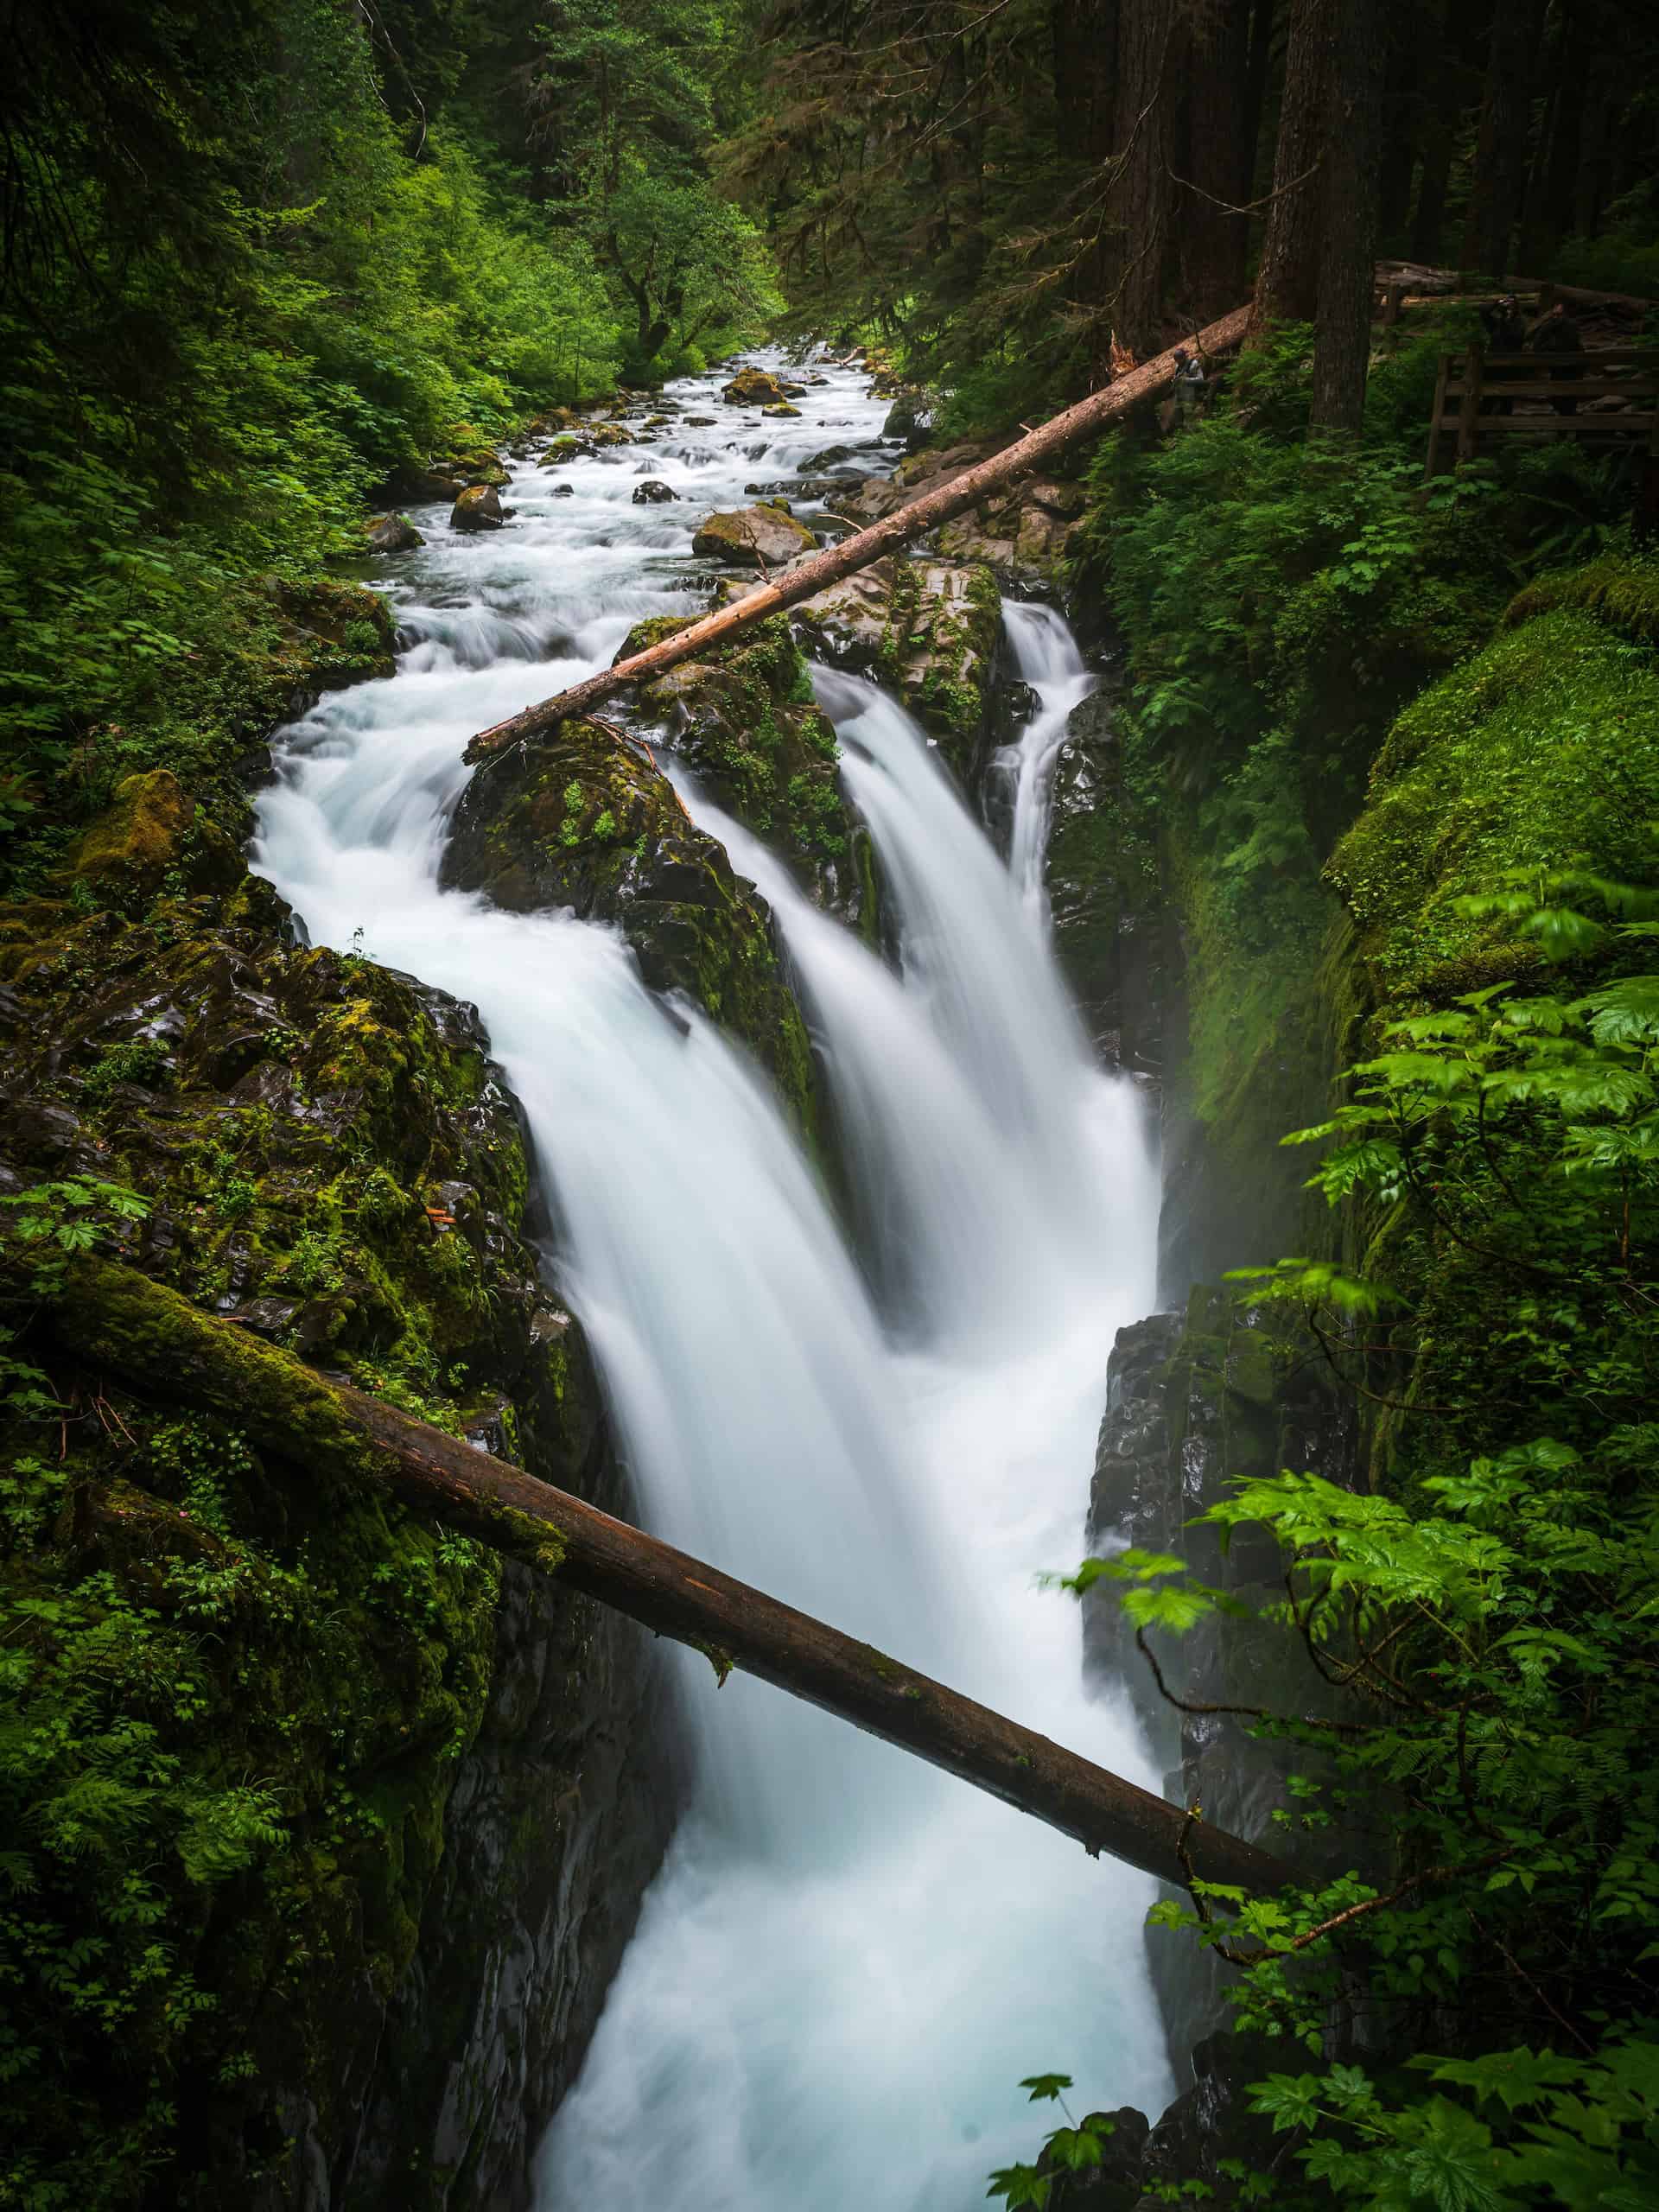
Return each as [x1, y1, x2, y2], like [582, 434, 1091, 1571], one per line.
[464, 306, 1251, 761]
[51, 1256, 1287, 1899]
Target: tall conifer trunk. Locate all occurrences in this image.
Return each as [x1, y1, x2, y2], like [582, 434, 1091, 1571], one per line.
[1180, 0, 1253, 321]
[1461, 0, 1546, 277]
[1310, 0, 1385, 429]
[1109, 0, 1184, 355]
[1249, 0, 1334, 334]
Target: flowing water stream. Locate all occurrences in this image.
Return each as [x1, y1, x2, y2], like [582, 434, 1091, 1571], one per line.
[252, 353, 1173, 2209]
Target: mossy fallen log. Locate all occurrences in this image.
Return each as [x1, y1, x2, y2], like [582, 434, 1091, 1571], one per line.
[463, 308, 1252, 760]
[46, 1256, 1288, 1899]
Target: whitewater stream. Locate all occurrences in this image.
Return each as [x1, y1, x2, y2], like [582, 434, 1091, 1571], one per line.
[253, 353, 1172, 2208]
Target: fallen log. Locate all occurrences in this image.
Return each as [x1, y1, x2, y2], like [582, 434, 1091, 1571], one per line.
[464, 305, 1252, 760]
[49, 1256, 1287, 1899]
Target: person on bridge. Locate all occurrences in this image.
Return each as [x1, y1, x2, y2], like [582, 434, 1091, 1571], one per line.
[1531, 300, 1586, 415]
[1478, 296, 1528, 414]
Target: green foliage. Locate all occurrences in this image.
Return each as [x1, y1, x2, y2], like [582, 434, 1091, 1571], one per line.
[987, 2075, 1124, 2210]
[0, 1397, 499, 2207]
[0, 1180, 152, 1298]
[1251, 2040, 1659, 2209]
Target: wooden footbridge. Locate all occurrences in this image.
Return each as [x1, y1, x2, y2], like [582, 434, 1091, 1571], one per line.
[1423, 344, 1659, 477]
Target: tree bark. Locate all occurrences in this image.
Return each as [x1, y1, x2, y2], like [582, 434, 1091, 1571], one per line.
[463, 304, 1252, 758]
[1408, 0, 1459, 265]
[1109, 0, 1183, 356]
[1249, 0, 1335, 336]
[1374, 5, 1419, 252]
[47, 1257, 1290, 1899]
[1537, 2, 1588, 257]
[1309, 0, 1386, 430]
[1459, 0, 1545, 279]
[1179, 0, 1253, 322]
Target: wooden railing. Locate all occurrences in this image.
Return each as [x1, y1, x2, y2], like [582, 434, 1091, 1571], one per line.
[1425, 347, 1659, 477]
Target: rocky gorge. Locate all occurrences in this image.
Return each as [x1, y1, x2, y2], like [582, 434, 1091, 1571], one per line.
[8, 318, 1658, 2212]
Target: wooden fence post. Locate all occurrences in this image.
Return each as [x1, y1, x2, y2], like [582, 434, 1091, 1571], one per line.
[1456, 344, 1484, 464]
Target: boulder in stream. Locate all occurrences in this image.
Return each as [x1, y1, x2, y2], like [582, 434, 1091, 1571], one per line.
[450, 484, 505, 531]
[632, 480, 680, 504]
[365, 512, 423, 554]
[788, 555, 1002, 780]
[440, 715, 817, 1121]
[720, 366, 788, 406]
[615, 611, 867, 917]
[691, 504, 820, 567]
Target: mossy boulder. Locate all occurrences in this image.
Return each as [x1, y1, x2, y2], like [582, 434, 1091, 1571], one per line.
[721, 366, 787, 406]
[66, 768, 195, 902]
[450, 484, 505, 532]
[690, 505, 820, 568]
[366, 511, 423, 555]
[935, 476, 1085, 587]
[762, 401, 802, 418]
[1327, 594, 1659, 1007]
[618, 612, 867, 915]
[440, 717, 818, 1122]
[790, 556, 1003, 780]
[1041, 687, 1164, 1062]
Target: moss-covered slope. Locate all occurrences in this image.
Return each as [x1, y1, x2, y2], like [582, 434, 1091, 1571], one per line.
[0, 766, 663, 2208]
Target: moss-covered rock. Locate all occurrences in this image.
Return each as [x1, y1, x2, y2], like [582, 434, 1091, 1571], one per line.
[366, 512, 424, 554]
[66, 767, 195, 899]
[790, 555, 1003, 781]
[1040, 688, 1164, 1060]
[0, 855, 664, 2208]
[721, 367, 787, 406]
[450, 485, 505, 532]
[439, 716, 818, 1125]
[1328, 601, 1659, 1007]
[690, 505, 820, 567]
[617, 612, 866, 915]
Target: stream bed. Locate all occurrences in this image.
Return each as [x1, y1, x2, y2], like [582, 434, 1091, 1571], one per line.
[253, 353, 1172, 2209]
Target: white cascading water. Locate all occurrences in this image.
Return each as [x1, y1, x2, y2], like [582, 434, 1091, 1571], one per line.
[251, 352, 1171, 2209]
[996, 601, 1098, 927]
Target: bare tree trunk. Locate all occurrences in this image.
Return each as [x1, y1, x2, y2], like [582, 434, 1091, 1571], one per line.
[1249, 0, 1335, 335]
[1374, 5, 1419, 251]
[1109, 0, 1185, 356]
[1051, 0, 1122, 357]
[1408, 0, 1459, 264]
[1460, 0, 1545, 277]
[1539, 2, 1589, 254]
[47, 1256, 1289, 1898]
[1179, 0, 1253, 321]
[464, 304, 1252, 757]
[1310, 0, 1385, 430]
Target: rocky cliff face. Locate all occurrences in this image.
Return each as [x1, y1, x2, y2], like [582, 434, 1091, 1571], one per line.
[1084, 1293, 1359, 2074]
[0, 653, 672, 2208]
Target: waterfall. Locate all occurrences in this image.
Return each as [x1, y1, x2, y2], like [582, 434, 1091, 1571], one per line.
[996, 601, 1097, 929]
[252, 352, 1171, 2211]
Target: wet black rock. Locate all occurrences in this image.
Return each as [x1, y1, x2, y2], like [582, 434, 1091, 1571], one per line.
[632, 480, 680, 504]
[451, 484, 505, 531]
[365, 512, 424, 554]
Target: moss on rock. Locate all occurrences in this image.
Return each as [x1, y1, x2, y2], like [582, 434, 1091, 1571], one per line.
[619, 613, 866, 914]
[791, 556, 1002, 782]
[0, 836, 642, 2205]
[1328, 601, 1659, 1006]
[439, 714, 818, 1128]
